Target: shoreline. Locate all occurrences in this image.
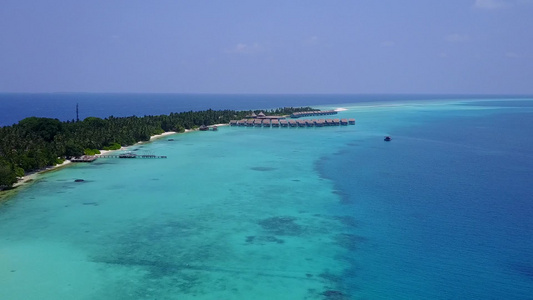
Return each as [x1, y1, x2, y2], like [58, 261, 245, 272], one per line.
[0, 160, 75, 202]
[0, 127, 216, 202]
[1, 124, 229, 201]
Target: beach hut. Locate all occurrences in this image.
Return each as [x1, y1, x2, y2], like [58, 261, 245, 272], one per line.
[199, 125, 209, 131]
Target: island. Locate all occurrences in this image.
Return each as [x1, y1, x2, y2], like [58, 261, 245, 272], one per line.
[0, 107, 319, 190]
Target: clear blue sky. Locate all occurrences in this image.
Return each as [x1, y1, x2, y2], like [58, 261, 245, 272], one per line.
[1, 0, 532, 94]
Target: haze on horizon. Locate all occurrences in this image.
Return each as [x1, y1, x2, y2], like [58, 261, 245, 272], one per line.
[1, 0, 532, 95]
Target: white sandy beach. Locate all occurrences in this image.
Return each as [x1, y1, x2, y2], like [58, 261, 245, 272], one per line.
[12, 160, 73, 188]
[149, 131, 177, 141]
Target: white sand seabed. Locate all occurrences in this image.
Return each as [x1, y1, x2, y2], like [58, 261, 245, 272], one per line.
[334, 107, 348, 112]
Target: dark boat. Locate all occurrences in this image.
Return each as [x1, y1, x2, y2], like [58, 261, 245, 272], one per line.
[384, 136, 392, 141]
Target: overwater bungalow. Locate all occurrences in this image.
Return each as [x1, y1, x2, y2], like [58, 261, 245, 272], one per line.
[349, 118, 356, 125]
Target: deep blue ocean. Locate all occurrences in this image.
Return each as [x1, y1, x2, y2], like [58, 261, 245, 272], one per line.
[1, 94, 532, 299]
[1, 93, 527, 126]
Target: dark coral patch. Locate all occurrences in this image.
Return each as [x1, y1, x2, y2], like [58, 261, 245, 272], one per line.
[246, 235, 284, 245]
[322, 290, 349, 300]
[510, 262, 533, 279]
[334, 233, 367, 251]
[334, 216, 359, 228]
[319, 271, 342, 284]
[258, 216, 303, 236]
[250, 166, 277, 171]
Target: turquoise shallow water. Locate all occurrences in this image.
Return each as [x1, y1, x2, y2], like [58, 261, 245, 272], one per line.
[1, 97, 533, 299]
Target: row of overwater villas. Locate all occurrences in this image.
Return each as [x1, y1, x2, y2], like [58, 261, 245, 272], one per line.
[290, 110, 338, 118]
[229, 118, 355, 127]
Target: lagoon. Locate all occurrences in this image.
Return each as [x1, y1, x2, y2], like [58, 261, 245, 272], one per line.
[1, 95, 532, 299]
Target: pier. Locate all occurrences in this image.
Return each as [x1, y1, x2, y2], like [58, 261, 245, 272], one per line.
[229, 118, 355, 128]
[290, 110, 338, 118]
[71, 153, 167, 163]
[98, 153, 167, 159]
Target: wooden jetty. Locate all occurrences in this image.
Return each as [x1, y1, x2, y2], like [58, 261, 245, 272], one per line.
[290, 110, 337, 118]
[98, 153, 167, 159]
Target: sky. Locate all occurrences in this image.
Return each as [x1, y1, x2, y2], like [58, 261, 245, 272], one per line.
[0, 0, 532, 94]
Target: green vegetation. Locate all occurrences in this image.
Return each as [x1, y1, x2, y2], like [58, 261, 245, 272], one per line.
[84, 149, 101, 155]
[103, 142, 121, 151]
[0, 106, 317, 189]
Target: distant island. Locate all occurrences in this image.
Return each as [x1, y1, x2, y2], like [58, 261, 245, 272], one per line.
[0, 107, 318, 189]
